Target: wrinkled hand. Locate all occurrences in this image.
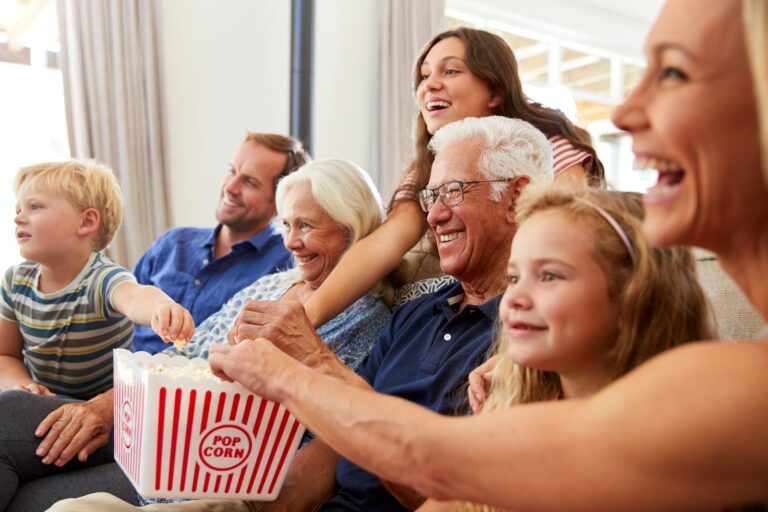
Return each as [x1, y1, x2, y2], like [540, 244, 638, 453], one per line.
[152, 302, 195, 344]
[226, 300, 329, 366]
[14, 382, 55, 396]
[35, 390, 113, 466]
[468, 354, 498, 414]
[209, 339, 305, 402]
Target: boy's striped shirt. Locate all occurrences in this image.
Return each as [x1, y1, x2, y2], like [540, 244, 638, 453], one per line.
[0, 251, 135, 399]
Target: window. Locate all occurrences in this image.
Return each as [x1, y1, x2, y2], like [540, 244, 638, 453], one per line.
[0, 0, 69, 271]
[445, 7, 651, 192]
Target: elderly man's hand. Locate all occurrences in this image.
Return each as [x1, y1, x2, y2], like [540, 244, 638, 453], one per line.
[34, 389, 113, 466]
[226, 300, 332, 368]
[209, 339, 306, 402]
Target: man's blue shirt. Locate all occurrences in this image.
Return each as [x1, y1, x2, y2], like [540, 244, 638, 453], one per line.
[321, 280, 500, 512]
[131, 223, 291, 353]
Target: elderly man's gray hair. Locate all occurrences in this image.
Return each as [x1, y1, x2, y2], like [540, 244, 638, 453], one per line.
[428, 116, 554, 200]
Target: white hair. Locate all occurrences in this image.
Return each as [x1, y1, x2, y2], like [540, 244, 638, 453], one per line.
[275, 158, 384, 248]
[428, 116, 554, 200]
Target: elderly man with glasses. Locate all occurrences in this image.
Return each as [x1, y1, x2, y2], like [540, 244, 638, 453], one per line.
[55, 116, 553, 512]
[233, 116, 554, 512]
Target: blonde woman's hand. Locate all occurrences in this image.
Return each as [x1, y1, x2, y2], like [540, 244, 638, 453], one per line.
[468, 354, 498, 414]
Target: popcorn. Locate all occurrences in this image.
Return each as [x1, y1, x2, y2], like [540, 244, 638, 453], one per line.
[113, 349, 304, 500]
[149, 362, 221, 382]
[172, 339, 188, 351]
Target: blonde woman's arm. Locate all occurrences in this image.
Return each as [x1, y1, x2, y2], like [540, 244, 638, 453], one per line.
[209, 338, 768, 511]
[303, 200, 426, 327]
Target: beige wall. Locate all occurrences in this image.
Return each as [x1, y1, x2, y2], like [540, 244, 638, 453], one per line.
[160, 0, 380, 229]
[160, 0, 292, 228]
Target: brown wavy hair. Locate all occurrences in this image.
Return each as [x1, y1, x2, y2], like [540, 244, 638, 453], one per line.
[393, 27, 605, 209]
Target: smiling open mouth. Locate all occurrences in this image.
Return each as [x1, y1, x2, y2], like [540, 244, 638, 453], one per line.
[635, 156, 685, 197]
[438, 232, 464, 243]
[426, 100, 451, 112]
[510, 322, 547, 331]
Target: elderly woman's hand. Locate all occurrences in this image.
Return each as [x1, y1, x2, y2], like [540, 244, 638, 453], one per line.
[468, 354, 498, 414]
[209, 339, 306, 402]
[226, 300, 334, 368]
[34, 389, 113, 466]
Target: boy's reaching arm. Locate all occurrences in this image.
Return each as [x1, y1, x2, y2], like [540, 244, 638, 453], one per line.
[111, 282, 195, 345]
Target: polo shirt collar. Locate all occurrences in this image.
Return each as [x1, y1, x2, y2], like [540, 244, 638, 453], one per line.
[434, 280, 501, 319]
[205, 221, 282, 252]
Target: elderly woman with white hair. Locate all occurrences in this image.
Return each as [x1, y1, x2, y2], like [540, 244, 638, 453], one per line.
[164, 158, 392, 368]
[0, 159, 392, 512]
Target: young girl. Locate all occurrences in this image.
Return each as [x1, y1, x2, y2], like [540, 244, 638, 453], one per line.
[299, 28, 604, 328]
[419, 186, 716, 511]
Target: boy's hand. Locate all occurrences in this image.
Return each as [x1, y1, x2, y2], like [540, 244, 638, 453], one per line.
[151, 302, 195, 345]
[14, 382, 56, 396]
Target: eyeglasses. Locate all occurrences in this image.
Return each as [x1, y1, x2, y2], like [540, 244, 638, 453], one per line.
[418, 179, 512, 212]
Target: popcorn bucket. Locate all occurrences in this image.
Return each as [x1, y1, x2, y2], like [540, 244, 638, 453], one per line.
[113, 349, 305, 500]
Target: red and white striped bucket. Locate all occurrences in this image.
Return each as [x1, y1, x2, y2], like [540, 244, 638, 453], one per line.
[113, 349, 305, 500]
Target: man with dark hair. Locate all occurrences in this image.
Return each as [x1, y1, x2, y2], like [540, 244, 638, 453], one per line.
[132, 132, 310, 353]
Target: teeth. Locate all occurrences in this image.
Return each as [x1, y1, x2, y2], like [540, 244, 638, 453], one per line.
[295, 255, 315, 263]
[427, 100, 450, 111]
[633, 156, 684, 172]
[646, 182, 680, 196]
[439, 232, 463, 243]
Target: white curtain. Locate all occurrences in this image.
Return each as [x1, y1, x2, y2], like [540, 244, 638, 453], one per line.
[376, 0, 445, 200]
[57, 0, 170, 268]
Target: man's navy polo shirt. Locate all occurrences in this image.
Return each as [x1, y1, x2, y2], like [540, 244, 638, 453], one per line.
[131, 223, 291, 353]
[321, 280, 500, 512]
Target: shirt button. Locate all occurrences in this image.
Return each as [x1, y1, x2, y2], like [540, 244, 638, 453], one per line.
[202, 258, 209, 265]
[443, 333, 452, 341]
[194, 279, 201, 286]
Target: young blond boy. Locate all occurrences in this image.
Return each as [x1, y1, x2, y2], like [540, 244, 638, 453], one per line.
[0, 160, 194, 399]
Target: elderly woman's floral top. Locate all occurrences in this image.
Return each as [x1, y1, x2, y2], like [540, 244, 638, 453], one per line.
[162, 270, 391, 372]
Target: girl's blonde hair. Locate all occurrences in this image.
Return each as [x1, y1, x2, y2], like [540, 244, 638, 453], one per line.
[465, 186, 716, 511]
[15, 160, 124, 251]
[743, 0, 768, 186]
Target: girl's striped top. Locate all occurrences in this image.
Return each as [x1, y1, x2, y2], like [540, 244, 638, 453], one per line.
[549, 135, 592, 176]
